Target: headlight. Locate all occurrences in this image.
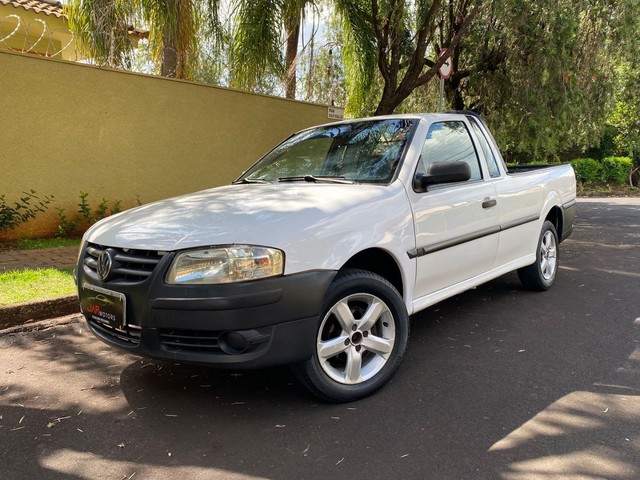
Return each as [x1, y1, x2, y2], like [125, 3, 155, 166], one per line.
[166, 245, 284, 284]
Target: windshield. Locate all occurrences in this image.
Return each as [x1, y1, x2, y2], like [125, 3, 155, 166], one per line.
[239, 119, 416, 184]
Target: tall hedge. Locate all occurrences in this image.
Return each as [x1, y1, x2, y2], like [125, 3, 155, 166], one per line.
[571, 158, 602, 184]
[570, 157, 632, 184]
[601, 157, 633, 184]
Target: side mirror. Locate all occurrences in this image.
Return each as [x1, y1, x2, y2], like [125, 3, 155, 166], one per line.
[414, 161, 471, 191]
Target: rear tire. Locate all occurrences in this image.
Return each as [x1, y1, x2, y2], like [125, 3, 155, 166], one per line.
[517, 220, 559, 291]
[292, 269, 409, 403]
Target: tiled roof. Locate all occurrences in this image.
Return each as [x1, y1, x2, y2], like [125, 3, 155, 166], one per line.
[0, 0, 64, 18]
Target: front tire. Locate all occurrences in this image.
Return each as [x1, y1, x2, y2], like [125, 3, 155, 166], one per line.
[517, 220, 559, 291]
[292, 269, 409, 403]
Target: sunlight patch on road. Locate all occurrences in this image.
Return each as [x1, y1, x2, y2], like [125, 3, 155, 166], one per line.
[558, 265, 579, 271]
[499, 446, 636, 480]
[40, 449, 271, 480]
[489, 392, 640, 480]
[595, 268, 640, 279]
[489, 393, 608, 452]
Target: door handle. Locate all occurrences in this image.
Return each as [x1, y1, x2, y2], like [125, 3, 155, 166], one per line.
[482, 198, 497, 209]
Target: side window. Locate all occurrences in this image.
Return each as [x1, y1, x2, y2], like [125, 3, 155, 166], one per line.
[468, 118, 501, 178]
[420, 121, 482, 181]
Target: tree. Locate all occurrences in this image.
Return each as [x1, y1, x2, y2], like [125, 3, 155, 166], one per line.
[66, 0, 138, 69]
[335, 0, 482, 116]
[424, 0, 640, 161]
[66, 0, 212, 79]
[296, 13, 347, 106]
[141, 0, 199, 79]
[608, 61, 640, 184]
[604, 3, 640, 173]
[328, 0, 638, 161]
[227, 0, 316, 98]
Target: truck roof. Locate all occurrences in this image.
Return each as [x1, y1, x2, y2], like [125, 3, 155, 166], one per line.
[310, 111, 484, 130]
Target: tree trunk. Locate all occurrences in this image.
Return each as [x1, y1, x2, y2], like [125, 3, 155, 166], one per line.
[161, 32, 179, 78]
[374, 82, 418, 115]
[374, 99, 396, 116]
[284, 21, 300, 99]
[160, 0, 181, 79]
[446, 71, 467, 111]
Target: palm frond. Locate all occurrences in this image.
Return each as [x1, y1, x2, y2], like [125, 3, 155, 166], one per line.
[65, 0, 137, 68]
[138, 0, 200, 79]
[334, 0, 377, 115]
[228, 0, 284, 91]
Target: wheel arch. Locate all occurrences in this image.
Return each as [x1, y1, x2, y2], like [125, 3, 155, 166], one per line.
[339, 248, 405, 300]
[544, 205, 563, 241]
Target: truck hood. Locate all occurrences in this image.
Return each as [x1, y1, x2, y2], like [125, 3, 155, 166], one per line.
[84, 183, 396, 252]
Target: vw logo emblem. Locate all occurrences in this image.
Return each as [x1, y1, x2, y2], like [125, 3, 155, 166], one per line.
[97, 251, 113, 281]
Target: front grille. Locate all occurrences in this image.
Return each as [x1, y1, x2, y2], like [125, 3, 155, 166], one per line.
[84, 243, 165, 283]
[159, 328, 221, 354]
[88, 318, 141, 345]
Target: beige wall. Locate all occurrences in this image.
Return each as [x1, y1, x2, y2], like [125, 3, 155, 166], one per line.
[0, 51, 330, 239]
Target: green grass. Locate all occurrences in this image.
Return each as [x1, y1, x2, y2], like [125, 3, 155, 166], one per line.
[0, 268, 76, 306]
[15, 237, 81, 250]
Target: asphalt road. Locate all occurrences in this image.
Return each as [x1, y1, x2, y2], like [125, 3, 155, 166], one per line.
[1, 198, 639, 480]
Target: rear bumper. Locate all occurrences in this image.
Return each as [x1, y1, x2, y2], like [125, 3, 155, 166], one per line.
[77, 248, 336, 368]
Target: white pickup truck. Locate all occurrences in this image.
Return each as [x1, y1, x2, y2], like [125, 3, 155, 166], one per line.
[76, 112, 576, 402]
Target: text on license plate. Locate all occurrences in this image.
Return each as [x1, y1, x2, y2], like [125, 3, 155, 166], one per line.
[80, 283, 126, 329]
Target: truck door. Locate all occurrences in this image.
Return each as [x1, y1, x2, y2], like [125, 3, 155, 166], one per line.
[407, 119, 500, 301]
[466, 115, 544, 268]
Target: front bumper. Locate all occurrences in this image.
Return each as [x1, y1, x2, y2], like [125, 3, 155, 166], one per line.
[77, 246, 336, 369]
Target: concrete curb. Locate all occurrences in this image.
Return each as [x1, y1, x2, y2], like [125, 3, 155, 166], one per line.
[0, 313, 83, 335]
[0, 295, 80, 330]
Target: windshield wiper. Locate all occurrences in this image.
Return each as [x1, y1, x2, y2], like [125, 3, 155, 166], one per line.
[233, 178, 270, 184]
[278, 175, 353, 184]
